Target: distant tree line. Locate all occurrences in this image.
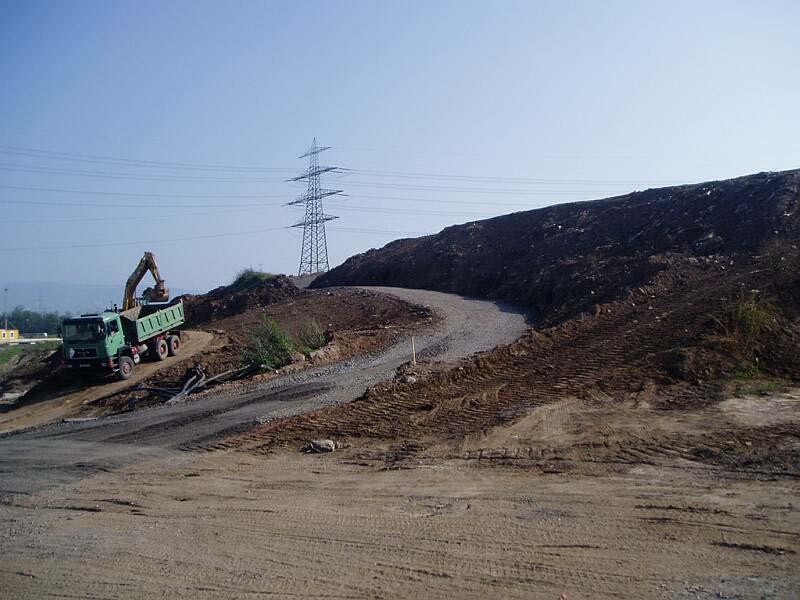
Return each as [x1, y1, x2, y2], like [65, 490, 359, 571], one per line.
[4, 306, 69, 335]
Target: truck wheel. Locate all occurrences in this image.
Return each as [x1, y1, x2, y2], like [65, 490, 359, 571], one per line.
[155, 339, 169, 361]
[118, 356, 134, 380]
[167, 335, 180, 357]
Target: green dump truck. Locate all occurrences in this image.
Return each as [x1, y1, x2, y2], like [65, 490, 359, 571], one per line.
[62, 300, 185, 380]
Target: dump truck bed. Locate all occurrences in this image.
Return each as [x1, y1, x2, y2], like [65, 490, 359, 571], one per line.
[120, 300, 185, 344]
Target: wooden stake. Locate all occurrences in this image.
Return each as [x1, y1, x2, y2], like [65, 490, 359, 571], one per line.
[411, 336, 417, 365]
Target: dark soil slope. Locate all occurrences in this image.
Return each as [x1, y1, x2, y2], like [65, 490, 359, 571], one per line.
[181, 275, 301, 324]
[313, 169, 800, 326]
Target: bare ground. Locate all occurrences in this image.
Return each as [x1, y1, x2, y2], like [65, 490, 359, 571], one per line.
[0, 330, 215, 433]
[1, 287, 798, 598]
[1, 430, 798, 599]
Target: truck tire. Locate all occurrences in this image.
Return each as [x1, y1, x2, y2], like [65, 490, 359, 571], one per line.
[167, 335, 180, 357]
[154, 339, 169, 361]
[118, 356, 135, 380]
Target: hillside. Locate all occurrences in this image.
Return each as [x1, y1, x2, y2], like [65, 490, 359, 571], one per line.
[313, 169, 800, 326]
[237, 169, 800, 461]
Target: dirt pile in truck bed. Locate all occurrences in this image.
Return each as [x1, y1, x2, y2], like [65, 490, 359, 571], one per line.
[313, 169, 800, 327]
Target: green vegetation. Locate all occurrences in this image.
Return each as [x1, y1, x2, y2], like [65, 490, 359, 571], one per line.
[296, 319, 327, 354]
[230, 268, 277, 292]
[0, 345, 24, 366]
[242, 317, 329, 371]
[733, 377, 789, 396]
[0, 341, 61, 367]
[5, 307, 67, 335]
[242, 317, 296, 370]
[733, 291, 778, 358]
[715, 290, 781, 377]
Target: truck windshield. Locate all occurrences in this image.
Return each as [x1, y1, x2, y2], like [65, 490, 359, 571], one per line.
[63, 320, 104, 342]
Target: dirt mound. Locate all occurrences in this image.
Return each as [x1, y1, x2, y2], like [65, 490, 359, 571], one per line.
[224, 171, 800, 468]
[83, 288, 433, 416]
[181, 274, 301, 324]
[225, 252, 800, 468]
[313, 169, 800, 327]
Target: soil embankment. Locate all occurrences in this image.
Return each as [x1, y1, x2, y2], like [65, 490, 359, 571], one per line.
[0, 278, 434, 430]
[237, 170, 800, 471]
[314, 169, 800, 326]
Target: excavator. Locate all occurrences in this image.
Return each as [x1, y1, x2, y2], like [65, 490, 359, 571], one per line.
[123, 251, 170, 310]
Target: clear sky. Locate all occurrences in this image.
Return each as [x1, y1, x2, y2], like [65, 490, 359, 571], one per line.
[1, 0, 798, 302]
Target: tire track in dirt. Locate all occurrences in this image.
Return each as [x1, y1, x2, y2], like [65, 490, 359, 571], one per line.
[0, 288, 527, 495]
[220, 259, 800, 474]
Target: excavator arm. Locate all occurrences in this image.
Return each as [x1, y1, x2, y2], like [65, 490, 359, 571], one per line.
[122, 251, 170, 310]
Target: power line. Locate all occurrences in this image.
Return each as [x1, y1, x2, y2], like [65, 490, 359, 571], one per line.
[4, 205, 279, 224]
[0, 197, 277, 209]
[324, 179, 637, 195]
[0, 224, 421, 252]
[344, 168, 680, 186]
[0, 144, 294, 173]
[0, 226, 288, 252]
[0, 163, 642, 194]
[0, 163, 287, 183]
[0, 184, 287, 199]
[0, 184, 618, 206]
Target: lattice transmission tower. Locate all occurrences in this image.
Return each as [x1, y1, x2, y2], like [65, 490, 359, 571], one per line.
[286, 138, 342, 275]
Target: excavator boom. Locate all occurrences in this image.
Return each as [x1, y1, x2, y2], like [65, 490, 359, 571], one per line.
[122, 251, 170, 310]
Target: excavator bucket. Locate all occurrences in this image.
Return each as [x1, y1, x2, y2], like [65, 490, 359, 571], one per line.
[143, 284, 170, 304]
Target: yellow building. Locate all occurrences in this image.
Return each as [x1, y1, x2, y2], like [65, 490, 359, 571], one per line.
[0, 328, 19, 344]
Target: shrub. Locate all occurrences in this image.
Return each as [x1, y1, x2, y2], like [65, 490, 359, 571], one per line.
[713, 290, 780, 376]
[734, 291, 778, 354]
[296, 319, 327, 354]
[231, 268, 276, 292]
[242, 317, 295, 370]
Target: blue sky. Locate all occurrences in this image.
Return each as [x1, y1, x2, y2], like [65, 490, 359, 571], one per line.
[1, 0, 799, 304]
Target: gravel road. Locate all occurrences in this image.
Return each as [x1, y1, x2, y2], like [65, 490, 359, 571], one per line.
[0, 287, 527, 495]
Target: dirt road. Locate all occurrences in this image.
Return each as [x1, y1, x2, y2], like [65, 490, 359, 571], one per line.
[0, 288, 527, 496]
[1, 288, 798, 598]
[0, 330, 216, 434]
[2, 439, 798, 599]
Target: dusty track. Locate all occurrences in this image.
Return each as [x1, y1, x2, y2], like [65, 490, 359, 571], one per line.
[0, 330, 215, 433]
[0, 288, 527, 496]
[2, 445, 798, 599]
[1, 287, 799, 598]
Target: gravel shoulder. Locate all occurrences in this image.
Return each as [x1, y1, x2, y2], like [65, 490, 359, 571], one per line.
[0, 287, 528, 496]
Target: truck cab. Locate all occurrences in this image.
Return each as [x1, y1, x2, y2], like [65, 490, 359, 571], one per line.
[62, 300, 184, 380]
[62, 312, 128, 374]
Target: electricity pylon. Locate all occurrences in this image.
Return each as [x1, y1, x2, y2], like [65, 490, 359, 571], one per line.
[286, 138, 342, 275]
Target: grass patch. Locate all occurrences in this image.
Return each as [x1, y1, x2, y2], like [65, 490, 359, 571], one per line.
[0, 345, 24, 366]
[713, 290, 781, 376]
[0, 341, 61, 367]
[230, 268, 277, 292]
[241, 318, 330, 370]
[733, 377, 789, 396]
[296, 319, 327, 355]
[242, 317, 296, 371]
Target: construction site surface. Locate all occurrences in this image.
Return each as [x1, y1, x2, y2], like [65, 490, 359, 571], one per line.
[1, 169, 800, 599]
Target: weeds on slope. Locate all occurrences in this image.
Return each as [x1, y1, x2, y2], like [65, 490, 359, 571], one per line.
[242, 316, 328, 371]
